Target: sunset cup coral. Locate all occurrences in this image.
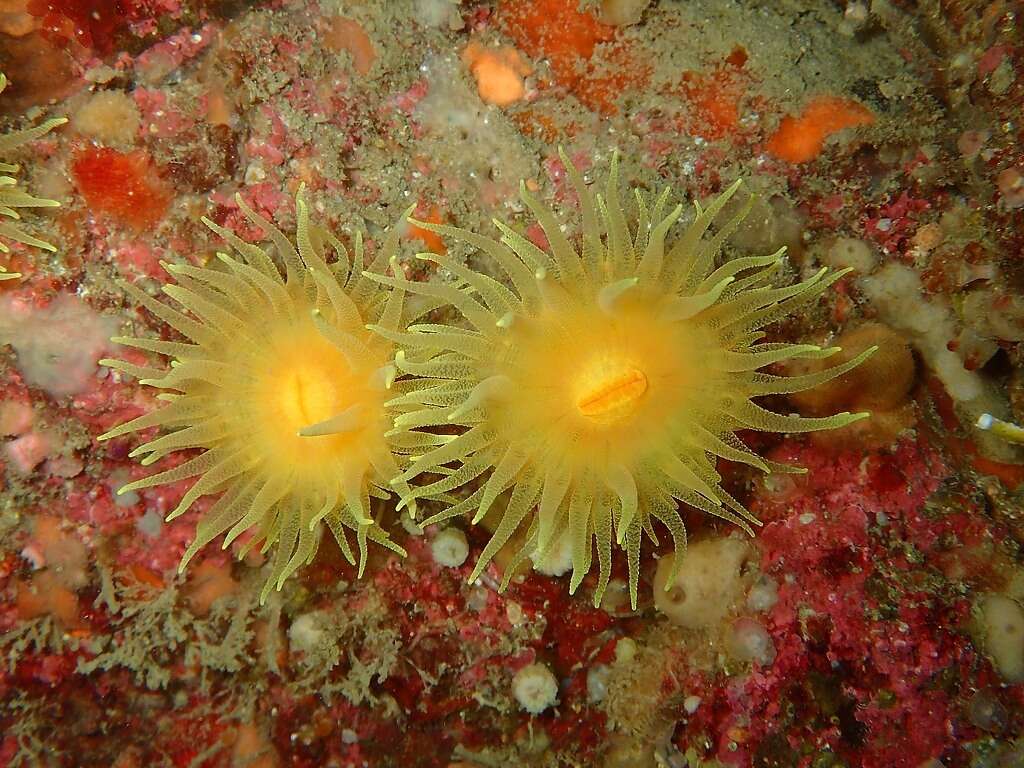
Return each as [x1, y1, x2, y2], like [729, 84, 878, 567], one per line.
[1, 73, 67, 266]
[100, 193, 416, 600]
[369, 150, 874, 608]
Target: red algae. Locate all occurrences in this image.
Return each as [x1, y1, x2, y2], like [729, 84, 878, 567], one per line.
[675, 436, 995, 768]
[27, 0, 133, 53]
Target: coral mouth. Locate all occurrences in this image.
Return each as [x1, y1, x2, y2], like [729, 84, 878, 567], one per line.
[575, 364, 649, 422]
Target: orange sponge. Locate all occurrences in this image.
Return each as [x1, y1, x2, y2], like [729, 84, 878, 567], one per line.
[463, 41, 532, 106]
[767, 95, 874, 163]
[499, 0, 648, 115]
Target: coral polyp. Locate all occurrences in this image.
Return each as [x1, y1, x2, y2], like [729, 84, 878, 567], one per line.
[0, 73, 66, 263]
[100, 193, 414, 600]
[371, 151, 874, 608]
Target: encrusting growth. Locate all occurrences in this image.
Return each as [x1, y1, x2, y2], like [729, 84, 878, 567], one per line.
[100, 192, 416, 601]
[0, 73, 67, 272]
[369, 149, 874, 608]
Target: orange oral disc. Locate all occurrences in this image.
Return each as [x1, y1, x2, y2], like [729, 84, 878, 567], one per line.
[576, 366, 649, 422]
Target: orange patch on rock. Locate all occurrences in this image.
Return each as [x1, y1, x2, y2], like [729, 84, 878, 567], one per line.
[129, 563, 165, 588]
[502, 0, 612, 63]
[788, 323, 917, 450]
[71, 147, 171, 231]
[32, 514, 90, 589]
[922, 375, 1024, 490]
[972, 454, 1024, 489]
[185, 559, 239, 616]
[766, 95, 874, 163]
[204, 86, 233, 127]
[232, 724, 280, 768]
[406, 205, 447, 255]
[16, 570, 82, 628]
[677, 68, 744, 140]
[324, 17, 376, 75]
[499, 0, 649, 115]
[463, 40, 532, 106]
[510, 108, 561, 142]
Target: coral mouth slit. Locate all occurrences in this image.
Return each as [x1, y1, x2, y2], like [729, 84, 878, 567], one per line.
[576, 364, 649, 422]
[285, 369, 331, 429]
[370, 148, 873, 609]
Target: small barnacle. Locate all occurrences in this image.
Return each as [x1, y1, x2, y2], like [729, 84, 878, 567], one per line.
[1, 73, 67, 264]
[100, 192, 416, 601]
[370, 149, 874, 608]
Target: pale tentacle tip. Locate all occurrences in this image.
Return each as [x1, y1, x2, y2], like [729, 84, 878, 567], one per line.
[466, 564, 486, 585]
[470, 508, 489, 525]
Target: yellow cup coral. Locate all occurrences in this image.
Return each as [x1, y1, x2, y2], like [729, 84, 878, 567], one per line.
[369, 150, 874, 608]
[1, 73, 67, 267]
[100, 193, 416, 601]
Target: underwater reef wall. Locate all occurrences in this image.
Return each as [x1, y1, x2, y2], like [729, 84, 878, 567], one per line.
[1, 1, 1024, 767]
